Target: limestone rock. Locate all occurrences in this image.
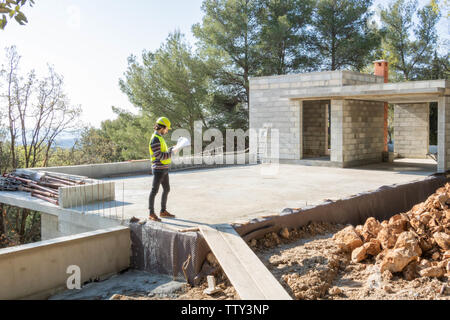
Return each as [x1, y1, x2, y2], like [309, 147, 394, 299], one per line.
[352, 246, 367, 263]
[355, 225, 363, 237]
[431, 251, 441, 261]
[376, 226, 398, 250]
[328, 287, 342, 296]
[433, 232, 450, 250]
[380, 246, 421, 273]
[403, 261, 418, 281]
[419, 266, 445, 278]
[443, 250, 450, 260]
[362, 217, 382, 242]
[437, 193, 449, 208]
[279, 227, 290, 240]
[388, 214, 408, 234]
[364, 239, 382, 256]
[394, 231, 422, 257]
[333, 226, 363, 252]
[383, 285, 394, 293]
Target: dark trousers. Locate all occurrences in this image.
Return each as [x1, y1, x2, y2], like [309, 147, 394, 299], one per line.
[149, 169, 170, 214]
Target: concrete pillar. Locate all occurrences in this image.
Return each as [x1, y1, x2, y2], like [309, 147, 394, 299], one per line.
[374, 60, 389, 152]
[330, 99, 344, 163]
[437, 96, 450, 172]
[299, 100, 304, 160]
[394, 103, 430, 158]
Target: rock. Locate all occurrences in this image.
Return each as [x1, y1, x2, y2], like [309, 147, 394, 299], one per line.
[403, 261, 418, 281]
[333, 226, 363, 252]
[364, 239, 382, 256]
[380, 246, 421, 273]
[380, 232, 422, 273]
[444, 251, 450, 260]
[352, 246, 368, 263]
[383, 285, 394, 293]
[418, 259, 431, 269]
[249, 239, 257, 247]
[382, 270, 393, 281]
[355, 225, 363, 237]
[388, 214, 408, 234]
[433, 232, 450, 250]
[377, 226, 398, 250]
[418, 237, 433, 252]
[394, 232, 422, 256]
[439, 284, 447, 296]
[362, 217, 382, 242]
[418, 212, 432, 225]
[328, 287, 342, 296]
[431, 251, 440, 261]
[279, 227, 290, 240]
[437, 193, 448, 208]
[206, 253, 219, 267]
[419, 266, 445, 278]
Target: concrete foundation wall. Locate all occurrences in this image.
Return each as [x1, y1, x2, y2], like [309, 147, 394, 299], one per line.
[394, 103, 430, 158]
[303, 101, 328, 157]
[0, 226, 130, 300]
[438, 96, 450, 172]
[250, 71, 384, 161]
[40, 211, 122, 241]
[331, 99, 384, 166]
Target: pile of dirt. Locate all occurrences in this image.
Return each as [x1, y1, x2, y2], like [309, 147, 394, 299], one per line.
[248, 222, 344, 251]
[333, 183, 450, 281]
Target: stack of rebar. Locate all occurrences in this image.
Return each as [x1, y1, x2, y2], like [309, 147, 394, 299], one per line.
[1, 171, 86, 206]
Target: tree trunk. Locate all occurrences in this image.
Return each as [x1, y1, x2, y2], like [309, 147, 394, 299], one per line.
[19, 209, 29, 242]
[0, 204, 5, 237]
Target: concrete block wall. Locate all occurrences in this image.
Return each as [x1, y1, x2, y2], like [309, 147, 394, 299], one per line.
[341, 71, 385, 85]
[394, 103, 430, 158]
[438, 96, 450, 172]
[303, 101, 328, 157]
[331, 99, 384, 166]
[250, 71, 384, 161]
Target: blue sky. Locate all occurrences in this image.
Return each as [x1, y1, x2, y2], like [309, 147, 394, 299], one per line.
[0, 0, 448, 128]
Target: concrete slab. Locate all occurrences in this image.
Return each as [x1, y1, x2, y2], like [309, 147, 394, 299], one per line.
[104, 160, 436, 227]
[0, 160, 438, 231]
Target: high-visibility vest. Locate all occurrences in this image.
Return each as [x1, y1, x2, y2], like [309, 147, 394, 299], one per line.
[149, 133, 172, 165]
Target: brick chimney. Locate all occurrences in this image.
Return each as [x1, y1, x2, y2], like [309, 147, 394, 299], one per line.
[374, 60, 389, 153]
[374, 60, 389, 83]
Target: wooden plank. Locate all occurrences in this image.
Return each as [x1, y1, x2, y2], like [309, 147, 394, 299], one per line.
[200, 225, 266, 300]
[200, 224, 292, 300]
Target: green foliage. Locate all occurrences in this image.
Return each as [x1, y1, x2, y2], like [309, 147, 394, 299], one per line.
[0, 205, 40, 249]
[256, 0, 315, 75]
[120, 32, 212, 136]
[380, 0, 441, 81]
[192, 0, 261, 108]
[311, 0, 381, 71]
[0, 0, 35, 30]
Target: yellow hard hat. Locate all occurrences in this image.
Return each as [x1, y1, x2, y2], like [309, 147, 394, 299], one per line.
[156, 117, 172, 130]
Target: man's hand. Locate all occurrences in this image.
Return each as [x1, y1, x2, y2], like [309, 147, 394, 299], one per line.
[169, 146, 179, 155]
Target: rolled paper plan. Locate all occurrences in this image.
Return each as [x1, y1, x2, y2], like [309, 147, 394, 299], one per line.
[174, 137, 191, 151]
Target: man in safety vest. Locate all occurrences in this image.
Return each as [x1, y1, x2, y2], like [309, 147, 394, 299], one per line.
[148, 117, 177, 222]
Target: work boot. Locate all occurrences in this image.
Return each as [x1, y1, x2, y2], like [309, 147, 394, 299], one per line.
[149, 213, 161, 222]
[160, 210, 176, 219]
